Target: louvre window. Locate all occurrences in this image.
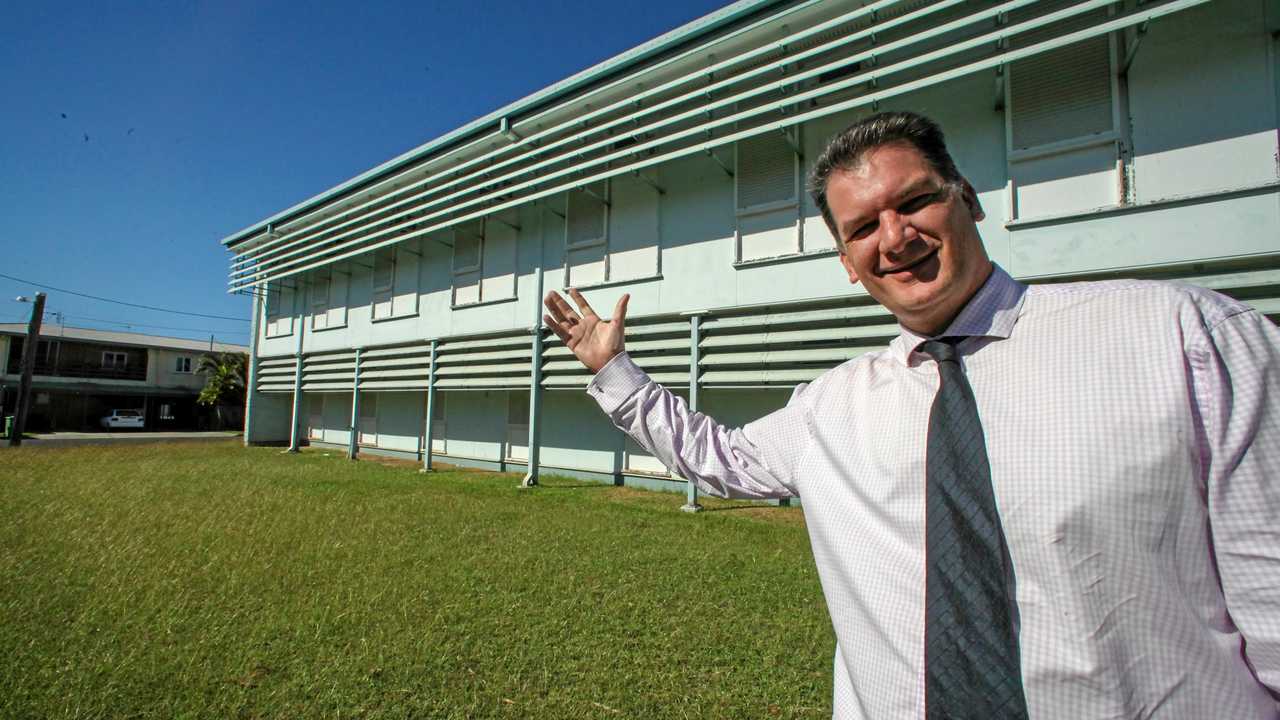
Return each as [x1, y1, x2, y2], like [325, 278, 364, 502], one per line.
[371, 248, 395, 319]
[565, 181, 609, 287]
[452, 222, 484, 305]
[737, 132, 798, 210]
[1010, 34, 1114, 149]
[371, 244, 419, 320]
[736, 128, 801, 262]
[1007, 8, 1122, 220]
[309, 264, 348, 331]
[311, 268, 332, 330]
[264, 282, 294, 337]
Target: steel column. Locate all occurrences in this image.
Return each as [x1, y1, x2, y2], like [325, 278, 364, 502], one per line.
[681, 313, 703, 513]
[243, 290, 262, 446]
[348, 347, 362, 460]
[422, 339, 439, 472]
[287, 305, 306, 452]
[522, 214, 547, 488]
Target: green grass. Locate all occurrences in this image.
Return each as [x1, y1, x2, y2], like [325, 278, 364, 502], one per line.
[0, 442, 832, 719]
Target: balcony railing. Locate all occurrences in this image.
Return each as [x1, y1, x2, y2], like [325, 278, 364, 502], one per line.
[9, 361, 147, 382]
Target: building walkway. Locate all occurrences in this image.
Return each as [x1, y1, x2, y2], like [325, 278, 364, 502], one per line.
[10, 431, 240, 448]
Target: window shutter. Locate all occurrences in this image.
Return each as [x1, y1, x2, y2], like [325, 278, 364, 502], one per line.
[373, 249, 394, 292]
[372, 249, 394, 318]
[452, 223, 483, 305]
[737, 132, 796, 209]
[1011, 31, 1113, 149]
[566, 183, 607, 247]
[453, 225, 483, 271]
[311, 269, 330, 330]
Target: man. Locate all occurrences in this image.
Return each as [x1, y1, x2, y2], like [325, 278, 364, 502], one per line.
[543, 112, 1280, 718]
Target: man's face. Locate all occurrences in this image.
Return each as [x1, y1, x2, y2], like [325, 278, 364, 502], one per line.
[825, 142, 992, 336]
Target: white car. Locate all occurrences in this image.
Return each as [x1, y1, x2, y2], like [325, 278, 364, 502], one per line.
[100, 409, 145, 430]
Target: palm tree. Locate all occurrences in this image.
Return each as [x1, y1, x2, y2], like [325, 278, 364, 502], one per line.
[196, 352, 248, 429]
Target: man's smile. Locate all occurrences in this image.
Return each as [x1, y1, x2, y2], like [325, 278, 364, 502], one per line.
[879, 246, 939, 277]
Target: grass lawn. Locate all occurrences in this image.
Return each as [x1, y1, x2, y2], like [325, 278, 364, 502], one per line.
[0, 441, 833, 719]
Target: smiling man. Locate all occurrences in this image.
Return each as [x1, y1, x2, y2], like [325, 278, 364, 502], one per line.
[543, 112, 1280, 719]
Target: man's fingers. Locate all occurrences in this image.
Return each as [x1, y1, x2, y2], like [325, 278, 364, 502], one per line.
[544, 290, 578, 326]
[613, 294, 630, 329]
[568, 288, 598, 318]
[544, 314, 572, 344]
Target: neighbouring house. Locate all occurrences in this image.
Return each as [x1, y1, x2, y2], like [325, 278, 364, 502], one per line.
[220, 0, 1280, 495]
[0, 325, 248, 432]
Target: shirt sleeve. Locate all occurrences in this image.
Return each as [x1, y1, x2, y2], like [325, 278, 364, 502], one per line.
[1190, 308, 1280, 694]
[586, 352, 813, 499]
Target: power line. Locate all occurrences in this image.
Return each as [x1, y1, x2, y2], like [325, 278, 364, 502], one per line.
[0, 271, 248, 322]
[61, 314, 250, 336]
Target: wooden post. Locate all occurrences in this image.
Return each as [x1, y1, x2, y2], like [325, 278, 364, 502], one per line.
[9, 292, 46, 447]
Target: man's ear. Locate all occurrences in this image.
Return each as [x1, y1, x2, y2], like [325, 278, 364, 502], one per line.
[838, 247, 860, 285]
[960, 178, 984, 222]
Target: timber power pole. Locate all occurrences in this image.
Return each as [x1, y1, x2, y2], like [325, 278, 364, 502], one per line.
[9, 292, 46, 447]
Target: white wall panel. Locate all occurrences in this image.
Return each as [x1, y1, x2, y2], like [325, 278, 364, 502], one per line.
[1128, 0, 1278, 201]
[1009, 190, 1280, 277]
[1012, 142, 1118, 219]
[439, 390, 505, 461]
[375, 391, 422, 453]
[322, 392, 353, 446]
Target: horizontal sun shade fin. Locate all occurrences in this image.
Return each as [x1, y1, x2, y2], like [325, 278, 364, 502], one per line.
[227, 0, 1207, 291]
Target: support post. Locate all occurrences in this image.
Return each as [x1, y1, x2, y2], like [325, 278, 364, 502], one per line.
[8, 292, 46, 447]
[681, 313, 704, 513]
[287, 306, 306, 452]
[243, 289, 262, 446]
[348, 348, 362, 460]
[521, 228, 547, 488]
[422, 339, 439, 472]
[522, 329, 544, 488]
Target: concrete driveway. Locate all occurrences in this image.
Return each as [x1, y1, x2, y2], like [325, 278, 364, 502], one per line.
[12, 431, 241, 448]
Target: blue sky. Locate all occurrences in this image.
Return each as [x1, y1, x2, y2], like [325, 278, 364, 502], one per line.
[0, 0, 728, 346]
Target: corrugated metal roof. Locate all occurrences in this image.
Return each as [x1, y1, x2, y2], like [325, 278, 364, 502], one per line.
[0, 324, 248, 354]
[219, 0, 784, 248]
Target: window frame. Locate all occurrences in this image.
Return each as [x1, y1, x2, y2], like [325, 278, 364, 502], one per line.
[174, 356, 192, 373]
[451, 221, 486, 307]
[1003, 18, 1127, 222]
[264, 282, 295, 338]
[102, 351, 128, 369]
[733, 126, 804, 263]
[563, 180, 612, 287]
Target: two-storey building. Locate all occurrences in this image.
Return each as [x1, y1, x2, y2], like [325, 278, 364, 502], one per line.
[0, 325, 248, 432]
[221, 0, 1280, 496]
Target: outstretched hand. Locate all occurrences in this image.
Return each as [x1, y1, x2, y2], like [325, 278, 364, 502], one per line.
[543, 288, 629, 373]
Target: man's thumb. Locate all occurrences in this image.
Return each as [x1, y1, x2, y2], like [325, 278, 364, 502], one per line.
[613, 294, 630, 329]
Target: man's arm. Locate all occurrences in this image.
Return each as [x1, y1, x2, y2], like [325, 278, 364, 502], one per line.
[1191, 308, 1280, 695]
[544, 290, 810, 499]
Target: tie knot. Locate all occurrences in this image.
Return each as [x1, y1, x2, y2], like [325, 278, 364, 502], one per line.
[919, 338, 961, 364]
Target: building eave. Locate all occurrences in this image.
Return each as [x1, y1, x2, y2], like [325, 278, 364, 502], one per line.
[219, 0, 784, 249]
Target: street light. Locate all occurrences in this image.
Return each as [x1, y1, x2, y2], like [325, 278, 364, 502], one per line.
[15, 296, 64, 335]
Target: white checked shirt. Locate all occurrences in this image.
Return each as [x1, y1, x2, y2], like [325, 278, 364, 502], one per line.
[587, 265, 1280, 719]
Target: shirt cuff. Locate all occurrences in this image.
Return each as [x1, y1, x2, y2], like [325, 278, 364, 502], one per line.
[586, 352, 651, 414]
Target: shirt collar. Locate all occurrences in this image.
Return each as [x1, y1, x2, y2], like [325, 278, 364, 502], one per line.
[888, 263, 1027, 365]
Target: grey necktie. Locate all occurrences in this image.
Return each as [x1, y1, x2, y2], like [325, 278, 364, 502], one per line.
[919, 339, 1028, 720]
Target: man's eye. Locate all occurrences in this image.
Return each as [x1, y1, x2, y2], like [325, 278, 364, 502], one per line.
[900, 191, 940, 214]
[847, 221, 877, 243]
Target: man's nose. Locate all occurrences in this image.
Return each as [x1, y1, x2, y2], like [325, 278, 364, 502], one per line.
[879, 211, 917, 254]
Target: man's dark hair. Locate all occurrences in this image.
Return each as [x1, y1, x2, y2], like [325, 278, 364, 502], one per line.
[807, 111, 963, 243]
